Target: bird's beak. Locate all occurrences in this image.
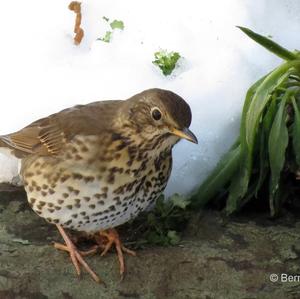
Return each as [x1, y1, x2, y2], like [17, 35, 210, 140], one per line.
[171, 127, 198, 144]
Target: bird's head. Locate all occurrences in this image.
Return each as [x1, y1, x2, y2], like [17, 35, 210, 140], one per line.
[120, 89, 198, 147]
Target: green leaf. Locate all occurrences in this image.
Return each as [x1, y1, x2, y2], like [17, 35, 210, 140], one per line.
[254, 98, 278, 196]
[237, 26, 297, 61]
[188, 27, 300, 215]
[255, 127, 268, 196]
[155, 195, 166, 213]
[239, 63, 296, 201]
[225, 76, 270, 213]
[245, 64, 292, 155]
[225, 64, 297, 214]
[268, 91, 289, 216]
[191, 143, 241, 208]
[98, 18, 124, 42]
[147, 213, 157, 226]
[98, 31, 113, 43]
[225, 160, 250, 214]
[152, 50, 181, 76]
[169, 193, 190, 209]
[146, 231, 167, 245]
[269, 184, 282, 217]
[242, 177, 264, 208]
[263, 95, 278, 132]
[167, 230, 180, 245]
[239, 72, 269, 154]
[292, 96, 300, 167]
[110, 20, 124, 30]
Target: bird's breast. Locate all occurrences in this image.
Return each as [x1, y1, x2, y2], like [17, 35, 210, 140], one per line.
[22, 134, 173, 232]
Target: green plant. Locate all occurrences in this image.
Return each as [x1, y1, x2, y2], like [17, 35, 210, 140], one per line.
[191, 27, 300, 216]
[122, 194, 191, 248]
[97, 17, 124, 43]
[152, 50, 181, 76]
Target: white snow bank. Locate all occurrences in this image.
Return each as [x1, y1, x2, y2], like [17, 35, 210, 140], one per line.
[0, 0, 299, 195]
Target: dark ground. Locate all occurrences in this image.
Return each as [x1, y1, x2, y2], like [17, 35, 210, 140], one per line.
[1, 184, 300, 299]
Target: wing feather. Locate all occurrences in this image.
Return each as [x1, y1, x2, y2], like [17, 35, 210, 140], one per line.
[0, 100, 122, 158]
[0, 120, 64, 156]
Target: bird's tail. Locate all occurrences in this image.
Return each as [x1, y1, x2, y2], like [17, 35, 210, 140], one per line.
[0, 136, 16, 157]
[0, 136, 12, 154]
[0, 138, 9, 148]
[0, 136, 22, 186]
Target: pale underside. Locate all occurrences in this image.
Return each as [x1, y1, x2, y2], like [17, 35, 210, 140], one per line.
[22, 135, 173, 232]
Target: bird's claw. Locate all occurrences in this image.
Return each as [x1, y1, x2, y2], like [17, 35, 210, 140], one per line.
[98, 228, 136, 278]
[55, 225, 102, 284]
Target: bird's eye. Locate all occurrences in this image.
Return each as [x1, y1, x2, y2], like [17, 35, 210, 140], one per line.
[151, 107, 162, 121]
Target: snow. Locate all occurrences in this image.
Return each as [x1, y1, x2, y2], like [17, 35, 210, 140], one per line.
[0, 0, 299, 196]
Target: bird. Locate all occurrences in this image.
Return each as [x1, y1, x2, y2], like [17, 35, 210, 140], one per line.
[0, 88, 197, 283]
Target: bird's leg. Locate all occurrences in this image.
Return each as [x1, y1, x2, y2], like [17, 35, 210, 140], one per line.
[54, 243, 98, 256]
[98, 228, 136, 279]
[54, 224, 101, 283]
[54, 231, 98, 256]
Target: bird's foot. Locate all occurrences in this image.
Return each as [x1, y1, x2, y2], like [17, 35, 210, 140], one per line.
[54, 225, 102, 283]
[54, 242, 98, 256]
[99, 228, 136, 279]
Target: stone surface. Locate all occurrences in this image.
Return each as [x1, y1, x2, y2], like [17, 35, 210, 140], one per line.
[1, 183, 300, 299]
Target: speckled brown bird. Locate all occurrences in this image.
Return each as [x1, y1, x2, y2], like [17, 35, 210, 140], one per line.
[0, 88, 197, 283]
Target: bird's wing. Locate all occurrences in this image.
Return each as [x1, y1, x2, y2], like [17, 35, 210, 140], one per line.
[0, 100, 122, 158]
[0, 117, 65, 157]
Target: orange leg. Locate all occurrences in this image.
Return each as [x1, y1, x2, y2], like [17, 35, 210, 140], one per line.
[99, 228, 136, 279]
[54, 224, 102, 283]
[54, 243, 98, 256]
